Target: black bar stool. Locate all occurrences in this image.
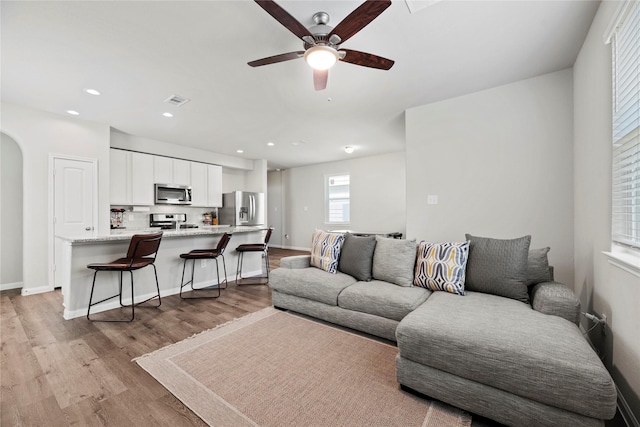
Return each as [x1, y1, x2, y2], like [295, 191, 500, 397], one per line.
[235, 227, 273, 285]
[86, 232, 163, 322]
[179, 232, 232, 299]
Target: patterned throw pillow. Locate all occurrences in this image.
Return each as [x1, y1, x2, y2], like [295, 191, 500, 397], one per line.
[414, 241, 470, 295]
[310, 230, 345, 274]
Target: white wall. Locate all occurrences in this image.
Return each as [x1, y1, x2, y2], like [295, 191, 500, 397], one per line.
[574, 0, 640, 418]
[0, 133, 23, 289]
[267, 170, 284, 247]
[406, 69, 575, 286]
[1, 102, 111, 295]
[278, 152, 406, 250]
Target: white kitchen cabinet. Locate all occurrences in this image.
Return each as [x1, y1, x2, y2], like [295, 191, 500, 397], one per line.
[153, 156, 173, 184]
[109, 149, 155, 206]
[153, 156, 191, 186]
[207, 164, 222, 207]
[190, 162, 208, 206]
[130, 152, 154, 205]
[110, 149, 129, 205]
[173, 159, 191, 186]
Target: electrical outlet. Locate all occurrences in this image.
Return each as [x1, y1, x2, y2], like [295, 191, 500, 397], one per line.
[201, 259, 207, 268]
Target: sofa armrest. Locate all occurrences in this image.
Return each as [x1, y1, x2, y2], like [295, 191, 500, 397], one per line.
[280, 255, 311, 269]
[530, 281, 581, 325]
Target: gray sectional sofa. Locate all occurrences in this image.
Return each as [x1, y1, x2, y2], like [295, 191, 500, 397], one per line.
[269, 232, 617, 427]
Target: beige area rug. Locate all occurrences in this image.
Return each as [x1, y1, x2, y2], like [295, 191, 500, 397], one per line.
[135, 307, 472, 427]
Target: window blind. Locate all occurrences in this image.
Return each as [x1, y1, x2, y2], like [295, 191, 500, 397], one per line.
[327, 174, 350, 223]
[612, 1, 640, 249]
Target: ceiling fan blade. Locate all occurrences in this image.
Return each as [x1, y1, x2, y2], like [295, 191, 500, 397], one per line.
[340, 49, 394, 70]
[313, 69, 328, 91]
[248, 51, 304, 67]
[255, 0, 313, 40]
[329, 0, 391, 44]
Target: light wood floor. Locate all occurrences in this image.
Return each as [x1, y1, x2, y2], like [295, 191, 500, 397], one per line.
[0, 248, 307, 426]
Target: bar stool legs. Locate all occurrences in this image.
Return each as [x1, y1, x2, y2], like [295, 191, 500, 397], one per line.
[179, 255, 228, 299]
[235, 227, 273, 286]
[235, 250, 270, 285]
[86, 232, 163, 322]
[178, 233, 232, 299]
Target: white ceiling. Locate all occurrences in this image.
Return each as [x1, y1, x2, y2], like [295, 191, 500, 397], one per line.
[1, 0, 599, 170]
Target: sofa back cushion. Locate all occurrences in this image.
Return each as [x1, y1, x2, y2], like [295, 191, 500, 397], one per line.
[464, 234, 531, 303]
[372, 237, 417, 287]
[414, 241, 470, 295]
[338, 233, 377, 281]
[526, 247, 552, 286]
[310, 230, 345, 274]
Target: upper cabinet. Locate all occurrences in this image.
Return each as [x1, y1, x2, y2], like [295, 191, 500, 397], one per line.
[110, 149, 129, 205]
[153, 156, 190, 186]
[207, 164, 223, 207]
[173, 159, 191, 186]
[130, 152, 154, 205]
[109, 150, 154, 206]
[110, 149, 222, 207]
[190, 162, 222, 207]
[190, 162, 208, 207]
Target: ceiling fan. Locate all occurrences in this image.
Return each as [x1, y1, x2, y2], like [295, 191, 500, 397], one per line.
[248, 0, 395, 91]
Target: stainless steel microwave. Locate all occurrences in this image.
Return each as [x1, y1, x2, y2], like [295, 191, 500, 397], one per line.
[154, 184, 192, 205]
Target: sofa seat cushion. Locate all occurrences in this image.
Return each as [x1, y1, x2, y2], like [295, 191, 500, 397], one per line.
[338, 281, 432, 321]
[396, 291, 617, 420]
[269, 267, 356, 306]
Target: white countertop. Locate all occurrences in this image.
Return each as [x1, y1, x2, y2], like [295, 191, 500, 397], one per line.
[56, 225, 267, 244]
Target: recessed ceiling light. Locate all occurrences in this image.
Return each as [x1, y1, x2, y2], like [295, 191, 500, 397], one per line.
[84, 88, 100, 96]
[344, 146, 355, 154]
[267, 142, 275, 147]
[66, 110, 79, 116]
[237, 149, 244, 153]
[162, 112, 173, 118]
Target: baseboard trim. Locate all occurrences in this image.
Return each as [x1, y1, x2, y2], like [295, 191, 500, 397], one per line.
[0, 281, 23, 292]
[617, 385, 640, 427]
[21, 285, 54, 296]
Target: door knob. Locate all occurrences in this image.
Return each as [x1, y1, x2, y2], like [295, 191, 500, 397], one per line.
[85, 226, 94, 231]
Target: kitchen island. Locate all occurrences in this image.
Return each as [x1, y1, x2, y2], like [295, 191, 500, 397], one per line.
[55, 226, 269, 319]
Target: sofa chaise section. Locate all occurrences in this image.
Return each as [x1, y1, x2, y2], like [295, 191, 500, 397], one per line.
[395, 291, 617, 427]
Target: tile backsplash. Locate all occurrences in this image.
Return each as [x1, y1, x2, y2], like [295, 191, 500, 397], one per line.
[111, 205, 218, 230]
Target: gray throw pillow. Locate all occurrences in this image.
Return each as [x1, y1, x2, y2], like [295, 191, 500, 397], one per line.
[372, 236, 417, 287]
[338, 233, 377, 281]
[527, 247, 551, 286]
[464, 234, 531, 304]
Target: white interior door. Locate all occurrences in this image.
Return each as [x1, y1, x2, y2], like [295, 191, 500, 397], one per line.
[53, 157, 96, 287]
[55, 157, 95, 236]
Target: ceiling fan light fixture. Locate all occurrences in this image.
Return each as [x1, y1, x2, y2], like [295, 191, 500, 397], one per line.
[304, 45, 339, 70]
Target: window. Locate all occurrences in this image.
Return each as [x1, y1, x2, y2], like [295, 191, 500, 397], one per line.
[325, 174, 350, 224]
[609, 1, 640, 253]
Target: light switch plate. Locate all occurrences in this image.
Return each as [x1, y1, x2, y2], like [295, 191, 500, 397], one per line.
[427, 195, 438, 205]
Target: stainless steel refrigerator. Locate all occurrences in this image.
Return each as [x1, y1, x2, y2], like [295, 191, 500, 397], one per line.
[219, 191, 265, 226]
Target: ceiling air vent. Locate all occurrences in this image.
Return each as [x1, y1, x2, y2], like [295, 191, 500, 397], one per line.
[164, 94, 190, 107]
